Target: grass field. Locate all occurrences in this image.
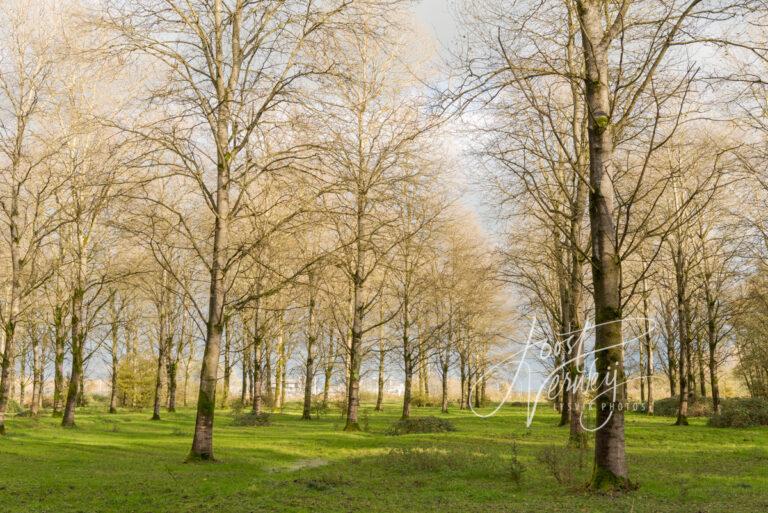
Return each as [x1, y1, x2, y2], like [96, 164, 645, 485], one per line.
[1, 402, 766, 513]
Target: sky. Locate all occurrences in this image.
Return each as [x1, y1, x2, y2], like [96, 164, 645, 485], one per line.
[412, 0, 459, 48]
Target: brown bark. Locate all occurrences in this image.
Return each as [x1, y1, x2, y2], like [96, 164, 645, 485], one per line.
[52, 305, 66, 416]
[62, 286, 85, 428]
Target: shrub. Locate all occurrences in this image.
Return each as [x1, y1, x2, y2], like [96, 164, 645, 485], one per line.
[653, 396, 712, 417]
[709, 398, 768, 428]
[412, 393, 446, 407]
[228, 398, 246, 413]
[509, 440, 525, 485]
[536, 445, 590, 486]
[5, 399, 21, 414]
[89, 393, 110, 406]
[231, 411, 271, 427]
[387, 416, 457, 435]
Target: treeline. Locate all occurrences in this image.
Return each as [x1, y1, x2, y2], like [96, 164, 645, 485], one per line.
[0, 0, 507, 460]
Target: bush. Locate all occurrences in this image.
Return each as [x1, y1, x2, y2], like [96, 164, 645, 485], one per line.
[231, 411, 271, 427]
[709, 398, 768, 428]
[411, 393, 435, 407]
[387, 416, 457, 435]
[5, 399, 21, 414]
[653, 396, 712, 417]
[228, 398, 246, 413]
[536, 444, 590, 486]
[509, 440, 525, 485]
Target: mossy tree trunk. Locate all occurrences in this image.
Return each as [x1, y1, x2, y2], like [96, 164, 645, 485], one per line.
[578, 0, 630, 490]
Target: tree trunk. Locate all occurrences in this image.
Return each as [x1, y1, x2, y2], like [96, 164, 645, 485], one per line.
[189, 163, 228, 460]
[345, 200, 366, 431]
[221, 325, 231, 409]
[151, 338, 167, 421]
[322, 333, 334, 407]
[579, 0, 629, 489]
[302, 273, 317, 421]
[62, 287, 85, 428]
[674, 248, 689, 426]
[252, 297, 263, 416]
[167, 361, 177, 412]
[696, 336, 706, 398]
[440, 362, 449, 414]
[458, 353, 465, 409]
[274, 325, 285, 411]
[375, 345, 385, 412]
[402, 351, 413, 419]
[52, 305, 66, 416]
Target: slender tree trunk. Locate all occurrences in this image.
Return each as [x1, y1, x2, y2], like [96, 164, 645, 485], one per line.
[62, 287, 85, 428]
[52, 306, 66, 416]
[189, 164, 228, 460]
[183, 339, 193, 408]
[663, 304, 677, 397]
[302, 273, 317, 420]
[402, 351, 413, 419]
[459, 352, 466, 410]
[19, 345, 27, 409]
[151, 338, 167, 421]
[222, 324, 231, 408]
[696, 336, 706, 398]
[322, 333, 334, 407]
[109, 317, 119, 414]
[167, 361, 177, 412]
[251, 297, 264, 416]
[674, 249, 689, 426]
[30, 337, 41, 416]
[375, 346, 385, 412]
[440, 361, 449, 414]
[345, 199, 366, 431]
[274, 324, 285, 411]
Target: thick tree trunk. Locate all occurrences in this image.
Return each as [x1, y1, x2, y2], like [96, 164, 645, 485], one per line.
[579, 0, 629, 489]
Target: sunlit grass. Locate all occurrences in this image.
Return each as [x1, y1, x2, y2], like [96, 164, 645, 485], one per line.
[1, 402, 766, 512]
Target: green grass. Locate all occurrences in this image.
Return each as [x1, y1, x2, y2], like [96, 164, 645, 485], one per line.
[1, 402, 767, 512]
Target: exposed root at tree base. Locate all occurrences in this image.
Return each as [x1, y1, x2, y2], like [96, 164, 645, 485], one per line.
[343, 422, 361, 432]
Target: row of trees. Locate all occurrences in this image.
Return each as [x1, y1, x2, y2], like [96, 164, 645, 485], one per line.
[0, 0, 507, 463]
[456, 0, 768, 491]
[4, 0, 768, 494]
